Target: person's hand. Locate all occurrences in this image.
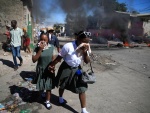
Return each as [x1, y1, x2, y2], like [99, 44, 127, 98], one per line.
[48, 64, 55, 73]
[80, 44, 89, 53]
[38, 41, 45, 51]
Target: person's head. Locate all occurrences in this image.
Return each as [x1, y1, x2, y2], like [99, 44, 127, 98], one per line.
[23, 28, 27, 32]
[39, 33, 49, 44]
[47, 27, 54, 34]
[11, 20, 17, 28]
[76, 31, 91, 45]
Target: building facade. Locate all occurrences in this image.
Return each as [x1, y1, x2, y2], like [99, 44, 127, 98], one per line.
[0, 0, 33, 39]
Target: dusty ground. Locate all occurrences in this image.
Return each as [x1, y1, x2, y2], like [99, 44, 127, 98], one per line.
[0, 40, 150, 113]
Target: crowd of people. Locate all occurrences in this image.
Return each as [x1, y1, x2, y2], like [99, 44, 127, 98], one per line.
[2, 20, 92, 113]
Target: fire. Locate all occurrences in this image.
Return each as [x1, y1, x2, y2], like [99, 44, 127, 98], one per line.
[124, 42, 129, 47]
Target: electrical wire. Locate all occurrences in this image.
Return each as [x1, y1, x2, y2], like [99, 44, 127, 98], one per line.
[132, 1, 150, 6]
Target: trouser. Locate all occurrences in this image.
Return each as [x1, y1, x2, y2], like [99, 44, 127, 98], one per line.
[11, 46, 23, 67]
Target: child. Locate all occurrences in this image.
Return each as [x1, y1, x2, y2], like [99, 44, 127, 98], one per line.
[48, 31, 91, 113]
[32, 33, 56, 110]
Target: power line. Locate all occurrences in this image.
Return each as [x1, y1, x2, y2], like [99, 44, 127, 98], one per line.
[140, 9, 150, 12]
[139, 5, 150, 11]
[132, 1, 150, 6]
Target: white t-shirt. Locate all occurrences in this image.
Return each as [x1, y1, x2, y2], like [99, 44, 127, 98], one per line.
[59, 41, 82, 67]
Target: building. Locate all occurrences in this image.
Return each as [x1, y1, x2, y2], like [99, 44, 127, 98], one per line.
[134, 13, 150, 36]
[116, 11, 150, 36]
[0, 0, 33, 38]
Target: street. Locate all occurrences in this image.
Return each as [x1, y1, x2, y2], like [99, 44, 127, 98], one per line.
[0, 45, 150, 113]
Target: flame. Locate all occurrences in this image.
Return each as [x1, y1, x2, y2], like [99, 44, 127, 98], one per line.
[124, 42, 129, 47]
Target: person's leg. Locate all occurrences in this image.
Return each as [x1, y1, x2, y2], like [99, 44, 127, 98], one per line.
[79, 92, 89, 113]
[27, 45, 31, 53]
[45, 90, 52, 110]
[11, 46, 18, 70]
[79, 92, 86, 108]
[59, 88, 66, 104]
[46, 90, 51, 101]
[16, 46, 23, 66]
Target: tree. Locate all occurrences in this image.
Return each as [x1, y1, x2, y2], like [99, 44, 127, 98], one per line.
[53, 24, 61, 33]
[115, 3, 127, 12]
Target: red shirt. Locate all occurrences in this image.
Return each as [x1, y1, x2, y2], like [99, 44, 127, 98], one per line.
[4, 31, 10, 39]
[23, 38, 30, 46]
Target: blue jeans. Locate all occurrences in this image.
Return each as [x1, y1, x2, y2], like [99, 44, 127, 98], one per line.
[11, 46, 23, 67]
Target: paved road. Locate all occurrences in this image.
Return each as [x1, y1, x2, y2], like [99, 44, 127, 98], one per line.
[0, 45, 150, 113]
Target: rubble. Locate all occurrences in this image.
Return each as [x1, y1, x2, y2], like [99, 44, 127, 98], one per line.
[0, 78, 38, 113]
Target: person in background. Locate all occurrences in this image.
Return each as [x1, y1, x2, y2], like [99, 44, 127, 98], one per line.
[2, 24, 11, 54]
[47, 27, 60, 53]
[3, 24, 11, 43]
[23, 28, 31, 54]
[32, 33, 57, 110]
[48, 31, 91, 113]
[10, 20, 23, 71]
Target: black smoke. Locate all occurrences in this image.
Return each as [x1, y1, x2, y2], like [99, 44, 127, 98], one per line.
[32, 0, 130, 39]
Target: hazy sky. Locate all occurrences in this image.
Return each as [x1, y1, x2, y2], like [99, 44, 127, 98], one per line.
[35, 0, 150, 25]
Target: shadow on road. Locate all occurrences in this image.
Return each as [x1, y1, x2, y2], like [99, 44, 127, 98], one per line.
[0, 58, 14, 68]
[20, 71, 38, 84]
[9, 85, 78, 113]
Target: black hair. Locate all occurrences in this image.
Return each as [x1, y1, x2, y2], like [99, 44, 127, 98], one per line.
[40, 32, 49, 42]
[11, 20, 17, 24]
[76, 31, 87, 39]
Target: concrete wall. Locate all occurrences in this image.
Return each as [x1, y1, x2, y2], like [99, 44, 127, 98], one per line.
[0, 0, 32, 34]
[143, 20, 150, 36]
[0, 0, 24, 34]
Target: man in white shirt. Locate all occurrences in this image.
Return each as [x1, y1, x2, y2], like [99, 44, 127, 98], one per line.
[10, 20, 23, 71]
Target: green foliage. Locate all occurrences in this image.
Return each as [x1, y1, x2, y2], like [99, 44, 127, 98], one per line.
[114, 1, 127, 12]
[53, 24, 61, 33]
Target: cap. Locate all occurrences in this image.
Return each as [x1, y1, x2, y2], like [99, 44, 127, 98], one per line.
[47, 27, 54, 31]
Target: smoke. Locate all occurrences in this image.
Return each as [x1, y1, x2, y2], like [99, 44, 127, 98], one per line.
[32, 0, 130, 38]
[32, 0, 59, 24]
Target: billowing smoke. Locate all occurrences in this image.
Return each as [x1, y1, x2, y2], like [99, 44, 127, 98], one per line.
[32, 0, 130, 39]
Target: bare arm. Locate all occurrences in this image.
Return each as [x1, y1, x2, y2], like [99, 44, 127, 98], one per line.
[32, 49, 42, 63]
[48, 55, 62, 73]
[51, 55, 62, 66]
[83, 51, 90, 64]
[57, 47, 61, 53]
[32, 42, 45, 63]
[81, 44, 91, 64]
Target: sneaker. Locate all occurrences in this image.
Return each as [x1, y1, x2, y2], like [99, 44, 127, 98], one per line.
[58, 99, 67, 106]
[14, 66, 18, 71]
[20, 60, 23, 66]
[81, 111, 89, 113]
[45, 101, 52, 110]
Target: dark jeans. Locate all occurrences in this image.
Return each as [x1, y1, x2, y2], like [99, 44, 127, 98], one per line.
[11, 46, 23, 67]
